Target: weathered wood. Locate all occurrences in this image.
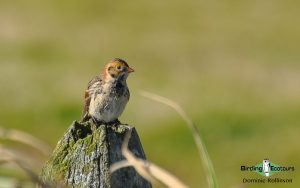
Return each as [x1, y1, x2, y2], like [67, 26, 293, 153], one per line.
[40, 120, 152, 188]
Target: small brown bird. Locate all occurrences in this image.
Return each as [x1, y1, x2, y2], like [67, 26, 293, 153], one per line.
[81, 58, 134, 124]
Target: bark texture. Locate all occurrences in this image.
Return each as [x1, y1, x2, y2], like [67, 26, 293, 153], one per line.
[40, 120, 151, 188]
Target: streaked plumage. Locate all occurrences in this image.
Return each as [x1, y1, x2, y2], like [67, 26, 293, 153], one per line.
[81, 58, 134, 124]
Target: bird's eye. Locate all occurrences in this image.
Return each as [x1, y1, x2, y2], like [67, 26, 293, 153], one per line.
[117, 66, 122, 70]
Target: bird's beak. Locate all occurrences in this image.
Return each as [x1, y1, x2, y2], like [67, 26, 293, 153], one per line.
[128, 67, 134, 73]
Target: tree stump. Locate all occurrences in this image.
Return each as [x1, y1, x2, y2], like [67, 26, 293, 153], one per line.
[40, 120, 152, 188]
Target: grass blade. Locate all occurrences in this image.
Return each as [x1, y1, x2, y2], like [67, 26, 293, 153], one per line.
[0, 127, 50, 156]
[111, 129, 189, 188]
[140, 90, 218, 188]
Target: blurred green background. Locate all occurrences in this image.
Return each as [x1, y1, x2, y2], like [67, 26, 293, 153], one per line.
[0, 0, 299, 187]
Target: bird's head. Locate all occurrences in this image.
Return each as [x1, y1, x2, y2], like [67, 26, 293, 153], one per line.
[103, 58, 134, 82]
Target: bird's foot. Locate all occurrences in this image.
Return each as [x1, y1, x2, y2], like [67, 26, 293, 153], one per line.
[106, 119, 121, 126]
[89, 117, 121, 127]
[90, 117, 105, 126]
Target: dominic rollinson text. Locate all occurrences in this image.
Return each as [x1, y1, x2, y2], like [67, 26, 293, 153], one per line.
[243, 178, 292, 183]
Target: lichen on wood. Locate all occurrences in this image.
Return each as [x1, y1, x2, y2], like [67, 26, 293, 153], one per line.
[40, 120, 151, 188]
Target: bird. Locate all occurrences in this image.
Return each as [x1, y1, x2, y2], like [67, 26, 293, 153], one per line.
[81, 58, 134, 125]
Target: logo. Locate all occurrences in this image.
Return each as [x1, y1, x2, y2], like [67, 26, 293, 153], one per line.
[241, 158, 295, 184]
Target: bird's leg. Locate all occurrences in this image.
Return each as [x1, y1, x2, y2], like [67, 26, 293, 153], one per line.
[91, 116, 104, 126]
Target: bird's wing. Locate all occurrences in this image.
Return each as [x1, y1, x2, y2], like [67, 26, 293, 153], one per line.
[81, 76, 102, 121]
[126, 87, 130, 101]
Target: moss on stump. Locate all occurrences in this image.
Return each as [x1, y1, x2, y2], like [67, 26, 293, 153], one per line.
[40, 120, 151, 188]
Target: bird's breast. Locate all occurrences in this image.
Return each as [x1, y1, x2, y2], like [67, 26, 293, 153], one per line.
[88, 83, 129, 122]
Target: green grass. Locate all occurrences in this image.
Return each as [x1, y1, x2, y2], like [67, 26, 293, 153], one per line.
[1, 0, 300, 187]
